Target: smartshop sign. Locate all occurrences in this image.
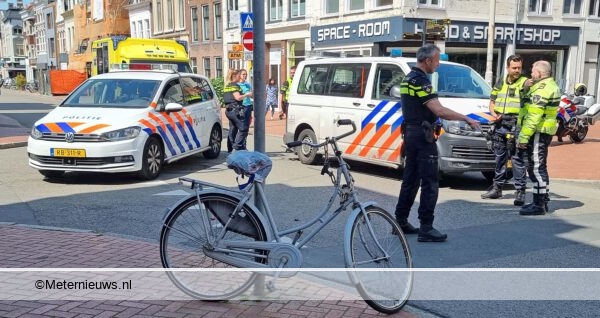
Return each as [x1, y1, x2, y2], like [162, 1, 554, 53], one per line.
[312, 17, 579, 47]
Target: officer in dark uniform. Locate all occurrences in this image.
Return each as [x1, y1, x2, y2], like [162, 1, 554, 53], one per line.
[481, 55, 528, 206]
[223, 69, 252, 152]
[394, 44, 480, 242]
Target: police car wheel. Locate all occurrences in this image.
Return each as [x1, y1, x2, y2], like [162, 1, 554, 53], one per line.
[39, 170, 65, 179]
[138, 137, 164, 180]
[297, 128, 320, 165]
[203, 125, 222, 159]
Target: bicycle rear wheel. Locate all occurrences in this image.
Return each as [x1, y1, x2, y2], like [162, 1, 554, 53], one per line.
[345, 206, 413, 314]
[160, 194, 267, 300]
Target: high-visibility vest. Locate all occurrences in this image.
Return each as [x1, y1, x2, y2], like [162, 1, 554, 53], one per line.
[518, 77, 561, 143]
[491, 75, 528, 115]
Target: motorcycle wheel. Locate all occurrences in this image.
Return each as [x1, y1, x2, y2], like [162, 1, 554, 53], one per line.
[569, 125, 588, 143]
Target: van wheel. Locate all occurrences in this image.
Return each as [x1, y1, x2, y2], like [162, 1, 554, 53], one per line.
[203, 125, 222, 159]
[297, 128, 320, 165]
[39, 170, 65, 179]
[138, 137, 164, 180]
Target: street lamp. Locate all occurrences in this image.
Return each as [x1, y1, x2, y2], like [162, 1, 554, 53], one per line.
[484, 0, 496, 86]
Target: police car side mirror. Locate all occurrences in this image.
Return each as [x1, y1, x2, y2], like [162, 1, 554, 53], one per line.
[164, 102, 183, 113]
[390, 85, 401, 99]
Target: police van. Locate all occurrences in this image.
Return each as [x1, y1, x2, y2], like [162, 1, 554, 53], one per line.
[27, 64, 222, 180]
[283, 56, 497, 180]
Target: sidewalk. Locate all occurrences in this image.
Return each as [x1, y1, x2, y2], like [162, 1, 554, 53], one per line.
[0, 223, 422, 318]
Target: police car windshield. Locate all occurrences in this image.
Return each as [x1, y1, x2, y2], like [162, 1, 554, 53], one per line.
[408, 62, 491, 99]
[62, 79, 161, 108]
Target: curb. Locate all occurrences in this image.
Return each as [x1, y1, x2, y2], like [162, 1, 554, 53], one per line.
[0, 141, 27, 149]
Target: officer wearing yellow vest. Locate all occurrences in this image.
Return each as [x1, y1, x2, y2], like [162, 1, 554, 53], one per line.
[517, 60, 560, 215]
[481, 55, 528, 206]
[278, 66, 296, 120]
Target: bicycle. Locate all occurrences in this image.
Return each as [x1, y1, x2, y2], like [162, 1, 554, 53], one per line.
[159, 119, 413, 314]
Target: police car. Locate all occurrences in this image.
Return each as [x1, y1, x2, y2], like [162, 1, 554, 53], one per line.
[27, 64, 222, 180]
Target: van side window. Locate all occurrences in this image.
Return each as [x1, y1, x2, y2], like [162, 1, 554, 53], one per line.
[329, 64, 370, 98]
[372, 64, 405, 100]
[297, 65, 330, 95]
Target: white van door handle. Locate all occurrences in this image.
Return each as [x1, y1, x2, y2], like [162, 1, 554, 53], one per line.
[352, 102, 361, 106]
[367, 103, 376, 108]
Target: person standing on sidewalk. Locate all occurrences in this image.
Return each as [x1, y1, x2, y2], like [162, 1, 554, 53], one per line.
[238, 69, 253, 149]
[224, 69, 253, 152]
[481, 55, 529, 206]
[394, 44, 480, 242]
[279, 66, 296, 120]
[265, 78, 278, 120]
[517, 60, 560, 215]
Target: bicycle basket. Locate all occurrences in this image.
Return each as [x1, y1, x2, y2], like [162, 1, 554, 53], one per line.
[226, 151, 272, 182]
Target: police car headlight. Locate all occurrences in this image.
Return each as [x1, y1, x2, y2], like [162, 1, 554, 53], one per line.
[30, 126, 43, 139]
[100, 126, 141, 141]
[442, 120, 483, 137]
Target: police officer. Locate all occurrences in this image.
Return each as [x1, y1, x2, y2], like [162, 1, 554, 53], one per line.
[517, 61, 560, 215]
[481, 55, 528, 206]
[223, 69, 253, 152]
[394, 44, 480, 242]
[279, 66, 296, 120]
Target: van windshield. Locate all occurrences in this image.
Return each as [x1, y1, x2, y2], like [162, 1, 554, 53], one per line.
[62, 79, 161, 108]
[408, 62, 491, 99]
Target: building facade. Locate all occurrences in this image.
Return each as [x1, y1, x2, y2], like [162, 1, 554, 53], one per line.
[187, 0, 223, 78]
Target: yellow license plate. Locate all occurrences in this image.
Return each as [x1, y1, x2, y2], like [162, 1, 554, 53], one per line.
[507, 160, 513, 169]
[51, 148, 86, 158]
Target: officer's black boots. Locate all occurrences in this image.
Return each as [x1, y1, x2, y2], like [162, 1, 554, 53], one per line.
[519, 194, 547, 215]
[514, 189, 526, 206]
[481, 183, 502, 199]
[395, 219, 419, 235]
[418, 225, 448, 242]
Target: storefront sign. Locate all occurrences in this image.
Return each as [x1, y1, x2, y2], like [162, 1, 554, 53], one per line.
[404, 18, 579, 46]
[311, 17, 404, 46]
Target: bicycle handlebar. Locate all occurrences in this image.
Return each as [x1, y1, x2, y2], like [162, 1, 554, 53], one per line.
[286, 119, 357, 149]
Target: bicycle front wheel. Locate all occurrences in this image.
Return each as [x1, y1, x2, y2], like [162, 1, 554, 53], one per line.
[345, 206, 413, 314]
[160, 194, 267, 300]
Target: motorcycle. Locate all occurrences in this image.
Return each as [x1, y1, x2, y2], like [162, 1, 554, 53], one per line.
[556, 85, 600, 143]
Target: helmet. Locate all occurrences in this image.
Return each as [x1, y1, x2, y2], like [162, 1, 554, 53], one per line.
[574, 83, 587, 96]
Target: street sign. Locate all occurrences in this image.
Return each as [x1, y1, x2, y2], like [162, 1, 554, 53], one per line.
[242, 31, 253, 51]
[425, 19, 450, 41]
[228, 52, 243, 60]
[244, 52, 253, 61]
[240, 12, 254, 32]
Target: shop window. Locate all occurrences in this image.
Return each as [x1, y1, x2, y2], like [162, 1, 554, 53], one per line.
[563, 0, 582, 15]
[528, 0, 551, 15]
[270, 0, 283, 21]
[418, 0, 443, 7]
[589, 0, 600, 17]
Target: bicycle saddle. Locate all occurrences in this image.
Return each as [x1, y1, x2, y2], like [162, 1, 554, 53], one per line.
[226, 151, 273, 182]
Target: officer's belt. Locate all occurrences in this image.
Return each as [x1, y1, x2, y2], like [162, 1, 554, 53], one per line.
[225, 103, 242, 111]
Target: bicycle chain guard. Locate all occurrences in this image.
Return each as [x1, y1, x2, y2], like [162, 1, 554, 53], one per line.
[267, 243, 303, 278]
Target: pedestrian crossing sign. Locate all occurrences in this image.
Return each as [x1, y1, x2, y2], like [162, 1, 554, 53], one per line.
[241, 12, 254, 31]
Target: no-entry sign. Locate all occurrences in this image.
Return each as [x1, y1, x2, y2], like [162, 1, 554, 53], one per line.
[242, 32, 253, 51]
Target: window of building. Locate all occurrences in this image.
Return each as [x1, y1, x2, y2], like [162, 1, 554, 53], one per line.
[270, 0, 283, 21]
[49, 38, 55, 57]
[528, 0, 551, 15]
[191, 57, 197, 73]
[374, 0, 392, 7]
[138, 21, 143, 38]
[144, 19, 150, 38]
[228, 0, 239, 28]
[325, 0, 339, 14]
[418, 0, 442, 7]
[47, 13, 52, 28]
[290, 0, 306, 18]
[563, 0, 582, 14]
[131, 22, 137, 37]
[202, 5, 210, 41]
[191, 7, 198, 42]
[204, 57, 211, 78]
[348, 0, 364, 11]
[156, 0, 163, 32]
[214, 2, 222, 39]
[589, 0, 600, 17]
[167, 0, 174, 30]
[178, 0, 185, 28]
[216, 57, 223, 78]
